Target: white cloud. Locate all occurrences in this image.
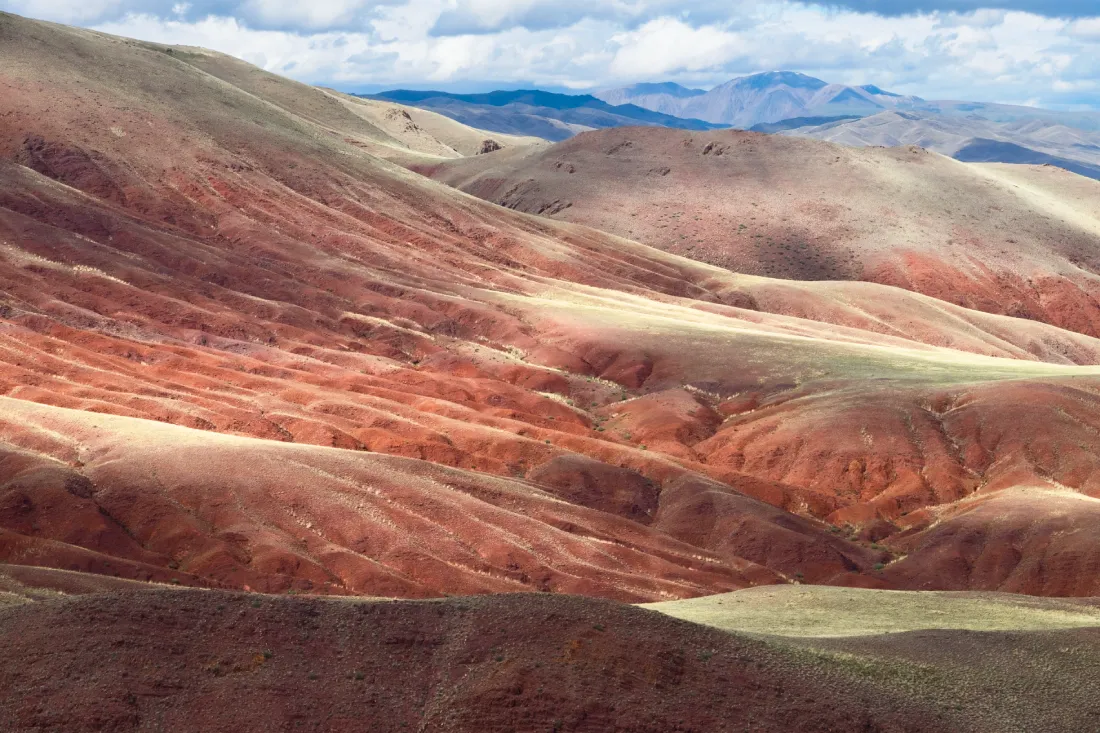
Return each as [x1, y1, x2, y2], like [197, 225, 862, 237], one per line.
[5, 0, 127, 23]
[429, 0, 759, 35]
[2, 0, 1089, 107]
[240, 0, 373, 29]
[1067, 17, 1100, 39]
[608, 18, 741, 77]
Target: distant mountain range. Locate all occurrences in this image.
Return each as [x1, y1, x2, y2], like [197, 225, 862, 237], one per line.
[592, 73, 1100, 180]
[774, 109, 1100, 180]
[594, 72, 926, 128]
[365, 89, 722, 142]
[369, 73, 1100, 179]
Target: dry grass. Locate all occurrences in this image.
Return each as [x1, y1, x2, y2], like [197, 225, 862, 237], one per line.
[644, 585, 1100, 637]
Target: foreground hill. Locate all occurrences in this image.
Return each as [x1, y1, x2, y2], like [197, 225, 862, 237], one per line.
[424, 126, 1100, 336]
[4, 10, 1100, 602]
[2, 567, 1099, 732]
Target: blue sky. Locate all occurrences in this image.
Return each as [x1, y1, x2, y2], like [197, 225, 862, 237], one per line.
[4, 0, 1100, 108]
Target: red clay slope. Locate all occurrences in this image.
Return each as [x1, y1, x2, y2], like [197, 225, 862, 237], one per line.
[0, 396, 797, 600]
[3, 12, 1100, 598]
[424, 126, 1100, 336]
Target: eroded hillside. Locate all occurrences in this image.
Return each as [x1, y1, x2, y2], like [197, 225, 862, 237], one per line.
[2, 12, 1100, 600]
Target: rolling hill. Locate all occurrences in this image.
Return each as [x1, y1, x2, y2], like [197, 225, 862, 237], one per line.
[423, 126, 1100, 337]
[329, 92, 546, 162]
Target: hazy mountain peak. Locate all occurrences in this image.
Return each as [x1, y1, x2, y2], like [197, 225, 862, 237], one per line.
[823, 86, 885, 106]
[599, 71, 904, 127]
[728, 71, 829, 91]
[614, 81, 705, 98]
[778, 107, 1100, 180]
[860, 84, 900, 97]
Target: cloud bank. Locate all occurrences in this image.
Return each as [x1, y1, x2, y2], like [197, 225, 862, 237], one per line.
[3, 0, 1098, 108]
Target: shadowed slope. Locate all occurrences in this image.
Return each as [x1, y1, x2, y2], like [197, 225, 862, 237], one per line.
[2, 571, 1099, 732]
[0, 574, 1014, 733]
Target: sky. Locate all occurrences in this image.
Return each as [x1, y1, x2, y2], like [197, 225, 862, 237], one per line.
[4, 0, 1100, 108]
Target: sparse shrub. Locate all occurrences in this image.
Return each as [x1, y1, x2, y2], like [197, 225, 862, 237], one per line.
[873, 563, 885, 571]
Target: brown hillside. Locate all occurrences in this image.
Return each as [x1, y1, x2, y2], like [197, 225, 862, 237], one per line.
[424, 126, 1100, 336]
[2, 570, 1100, 732]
